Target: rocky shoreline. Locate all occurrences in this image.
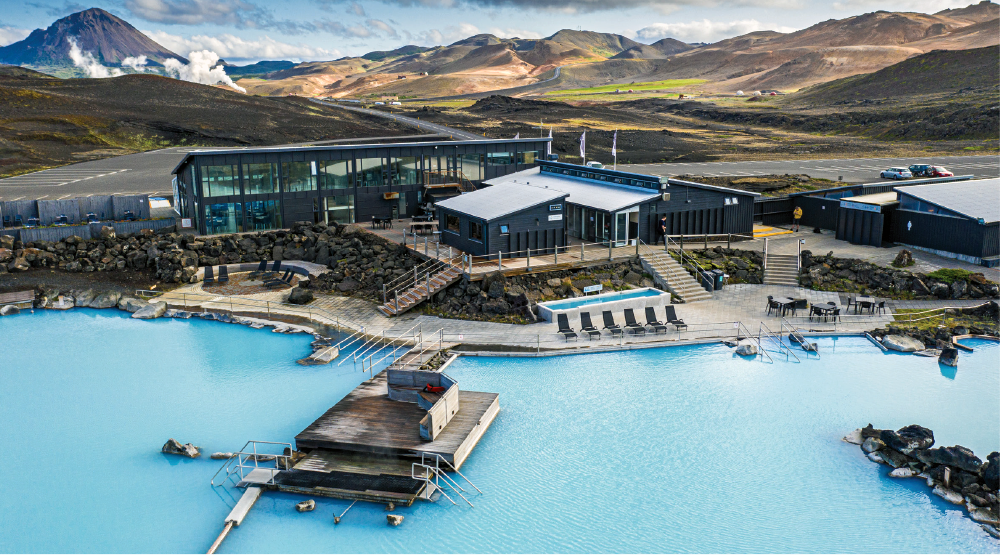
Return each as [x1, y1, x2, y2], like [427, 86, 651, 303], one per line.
[845, 424, 999, 539]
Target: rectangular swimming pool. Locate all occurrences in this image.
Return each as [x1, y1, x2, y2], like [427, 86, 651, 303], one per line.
[540, 288, 666, 311]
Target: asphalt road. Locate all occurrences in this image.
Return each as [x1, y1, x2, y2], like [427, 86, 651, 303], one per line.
[621, 155, 1000, 183]
[311, 99, 486, 140]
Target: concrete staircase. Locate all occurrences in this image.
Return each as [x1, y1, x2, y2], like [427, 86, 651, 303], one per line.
[378, 265, 463, 316]
[639, 250, 713, 302]
[763, 253, 800, 286]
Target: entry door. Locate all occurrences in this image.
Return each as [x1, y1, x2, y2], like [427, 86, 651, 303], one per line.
[615, 212, 628, 247]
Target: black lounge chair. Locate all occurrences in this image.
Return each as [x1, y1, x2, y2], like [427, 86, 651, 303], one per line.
[256, 260, 267, 272]
[265, 270, 293, 289]
[602, 311, 623, 337]
[556, 313, 578, 342]
[579, 312, 602, 340]
[644, 307, 668, 334]
[623, 308, 646, 336]
[664, 305, 687, 330]
[203, 266, 215, 286]
[271, 260, 282, 272]
[218, 265, 229, 284]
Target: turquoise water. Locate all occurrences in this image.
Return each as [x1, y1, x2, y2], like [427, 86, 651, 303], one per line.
[1, 309, 998, 553]
[541, 288, 666, 310]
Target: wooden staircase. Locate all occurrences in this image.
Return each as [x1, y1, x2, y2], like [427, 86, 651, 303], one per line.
[378, 265, 463, 316]
[639, 250, 713, 302]
[763, 253, 800, 286]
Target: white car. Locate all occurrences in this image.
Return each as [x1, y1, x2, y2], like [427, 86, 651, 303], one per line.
[586, 161, 604, 169]
[880, 167, 912, 180]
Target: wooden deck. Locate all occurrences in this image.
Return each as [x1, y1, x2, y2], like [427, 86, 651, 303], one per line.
[295, 370, 500, 469]
[0, 290, 34, 306]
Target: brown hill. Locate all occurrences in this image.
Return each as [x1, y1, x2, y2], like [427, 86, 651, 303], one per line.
[0, 8, 183, 67]
[612, 38, 694, 59]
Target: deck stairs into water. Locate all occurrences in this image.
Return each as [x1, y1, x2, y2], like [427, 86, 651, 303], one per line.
[639, 250, 712, 302]
[378, 260, 464, 317]
[763, 254, 800, 286]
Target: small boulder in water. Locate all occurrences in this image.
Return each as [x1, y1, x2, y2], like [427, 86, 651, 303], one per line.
[386, 514, 404, 526]
[861, 437, 884, 454]
[210, 452, 234, 460]
[296, 500, 316, 512]
[939, 347, 958, 367]
[932, 486, 965, 505]
[734, 340, 758, 356]
[162, 438, 200, 458]
[889, 467, 915, 478]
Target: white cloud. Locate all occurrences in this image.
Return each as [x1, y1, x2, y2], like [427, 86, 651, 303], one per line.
[366, 19, 399, 38]
[0, 26, 30, 47]
[121, 55, 149, 72]
[635, 19, 797, 43]
[348, 1, 366, 15]
[407, 22, 480, 46]
[125, 0, 260, 26]
[163, 50, 247, 93]
[143, 30, 340, 61]
[67, 37, 124, 78]
[488, 27, 544, 39]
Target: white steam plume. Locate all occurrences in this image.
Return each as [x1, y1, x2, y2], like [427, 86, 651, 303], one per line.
[163, 50, 246, 94]
[121, 55, 149, 72]
[67, 37, 123, 78]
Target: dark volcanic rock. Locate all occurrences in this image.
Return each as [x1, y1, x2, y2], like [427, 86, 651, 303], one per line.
[287, 287, 314, 305]
[916, 445, 983, 474]
[983, 452, 999, 490]
[879, 425, 934, 455]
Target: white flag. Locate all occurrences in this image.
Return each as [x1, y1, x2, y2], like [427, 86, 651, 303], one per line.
[513, 133, 520, 139]
[612, 130, 617, 158]
[546, 128, 552, 156]
[579, 131, 586, 161]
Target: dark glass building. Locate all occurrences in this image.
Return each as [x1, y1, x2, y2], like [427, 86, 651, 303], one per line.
[170, 138, 550, 236]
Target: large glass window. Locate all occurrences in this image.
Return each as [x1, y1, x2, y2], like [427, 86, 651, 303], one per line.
[325, 195, 355, 224]
[469, 220, 483, 242]
[357, 157, 385, 187]
[201, 165, 237, 197]
[320, 160, 351, 190]
[390, 157, 419, 186]
[487, 152, 514, 166]
[281, 161, 316, 192]
[205, 202, 242, 235]
[243, 163, 278, 195]
[517, 151, 539, 165]
[461, 153, 482, 181]
[446, 214, 460, 234]
[245, 200, 282, 231]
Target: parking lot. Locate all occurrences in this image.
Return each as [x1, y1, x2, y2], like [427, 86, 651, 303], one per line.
[623, 155, 999, 182]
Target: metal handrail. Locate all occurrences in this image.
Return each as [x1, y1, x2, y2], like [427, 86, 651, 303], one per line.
[736, 321, 773, 363]
[664, 236, 711, 281]
[758, 321, 800, 362]
[360, 321, 424, 372]
[210, 440, 293, 487]
[422, 452, 483, 495]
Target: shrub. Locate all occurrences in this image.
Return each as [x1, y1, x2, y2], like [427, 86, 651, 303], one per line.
[926, 268, 973, 284]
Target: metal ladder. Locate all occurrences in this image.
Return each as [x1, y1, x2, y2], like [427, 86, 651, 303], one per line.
[758, 321, 800, 362]
[411, 452, 483, 507]
[210, 440, 294, 488]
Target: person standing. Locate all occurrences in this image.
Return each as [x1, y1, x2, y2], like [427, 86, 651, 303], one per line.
[659, 215, 668, 246]
[792, 206, 803, 232]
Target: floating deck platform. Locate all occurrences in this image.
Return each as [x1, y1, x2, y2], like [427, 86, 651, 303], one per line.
[295, 370, 499, 469]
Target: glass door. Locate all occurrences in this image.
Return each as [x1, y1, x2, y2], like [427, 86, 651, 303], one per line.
[615, 212, 628, 247]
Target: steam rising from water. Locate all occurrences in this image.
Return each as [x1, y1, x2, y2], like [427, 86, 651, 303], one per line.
[120, 55, 149, 72]
[163, 50, 246, 94]
[67, 37, 122, 78]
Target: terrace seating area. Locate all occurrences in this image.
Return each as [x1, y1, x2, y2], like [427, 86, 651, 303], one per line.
[558, 306, 690, 341]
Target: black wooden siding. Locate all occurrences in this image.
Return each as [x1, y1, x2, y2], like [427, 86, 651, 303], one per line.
[754, 197, 794, 226]
[794, 196, 840, 230]
[641, 183, 755, 241]
[888, 210, 997, 259]
[437, 199, 566, 259]
[836, 208, 885, 247]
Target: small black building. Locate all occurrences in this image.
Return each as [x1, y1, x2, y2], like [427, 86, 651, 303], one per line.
[170, 137, 550, 236]
[435, 182, 569, 259]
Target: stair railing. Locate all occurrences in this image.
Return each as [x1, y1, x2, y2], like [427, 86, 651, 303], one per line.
[210, 440, 293, 487]
[735, 321, 773, 363]
[411, 452, 478, 507]
[758, 321, 800, 362]
[382, 253, 464, 309]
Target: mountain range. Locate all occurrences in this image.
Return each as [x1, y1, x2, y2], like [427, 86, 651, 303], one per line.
[1, 3, 997, 97]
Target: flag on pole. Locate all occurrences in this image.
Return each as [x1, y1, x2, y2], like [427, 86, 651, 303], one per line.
[513, 133, 520, 139]
[612, 129, 617, 170]
[579, 131, 586, 163]
[546, 128, 552, 156]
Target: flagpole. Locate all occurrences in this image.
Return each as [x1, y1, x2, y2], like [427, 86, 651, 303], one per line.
[613, 128, 617, 171]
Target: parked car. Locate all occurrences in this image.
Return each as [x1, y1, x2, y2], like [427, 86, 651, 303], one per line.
[586, 161, 604, 169]
[927, 166, 954, 177]
[881, 167, 912, 179]
[908, 163, 933, 177]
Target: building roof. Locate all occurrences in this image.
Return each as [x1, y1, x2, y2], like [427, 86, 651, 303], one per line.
[842, 192, 899, 206]
[664, 178, 761, 197]
[485, 167, 661, 212]
[895, 178, 1000, 223]
[434, 181, 567, 221]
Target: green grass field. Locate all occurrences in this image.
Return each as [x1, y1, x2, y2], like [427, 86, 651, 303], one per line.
[544, 79, 707, 96]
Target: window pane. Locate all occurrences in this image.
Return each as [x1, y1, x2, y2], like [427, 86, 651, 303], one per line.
[517, 151, 538, 165]
[281, 162, 316, 192]
[243, 163, 277, 195]
[461, 153, 482, 181]
[487, 152, 513, 165]
[205, 202, 242, 234]
[469, 221, 483, 242]
[245, 200, 282, 231]
[201, 165, 237, 197]
[325, 195, 355, 224]
[446, 214, 460, 233]
[320, 160, 351, 190]
[357, 157, 384, 187]
[391, 157, 419, 186]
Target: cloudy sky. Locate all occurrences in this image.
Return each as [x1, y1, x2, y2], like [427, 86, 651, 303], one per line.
[0, 0, 978, 64]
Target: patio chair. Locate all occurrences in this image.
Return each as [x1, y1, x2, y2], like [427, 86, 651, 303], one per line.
[875, 301, 886, 315]
[256, 260, 267, 272]
[664, 305, 687, 330]
[846, 296, 856, 313]
[218, 265, 229, 284]
[14, 215, 22, 227]
[265, 270, 293, 289]
[764, 295, 773, 312]
[809, 305, 822, 320]
[602, 311, 623, 337]
[859, 300, 873, 314]
[767, 299, 781, 316]
[203, 266, 215, 286]
[623, 308, 646, 336]
[271, 260, 282, 272]
[579, 312, 602, 340]
[2, 215, 9, 228]
[556, 313, 578, 342]
[831, 308, 841, 322]
[644, 307, 668, 335]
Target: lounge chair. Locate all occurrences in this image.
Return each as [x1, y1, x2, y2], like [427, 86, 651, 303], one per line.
[644, 307, 668, 334]
[602, 311, 623, 337]
[664, 305, 687, 330]
[556, 313, 578, 342]
[579, 312, 602, 340]
[203, 266, 215, 286]
[623, 308, 646, 336]
[271, 260, 282, 272]
[256, 260, 267, 272]
[265, 270, 293, 289]
[218, 265, 229, 284]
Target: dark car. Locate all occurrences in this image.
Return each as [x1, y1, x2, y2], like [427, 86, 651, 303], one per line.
[908, 163, 933, 177]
